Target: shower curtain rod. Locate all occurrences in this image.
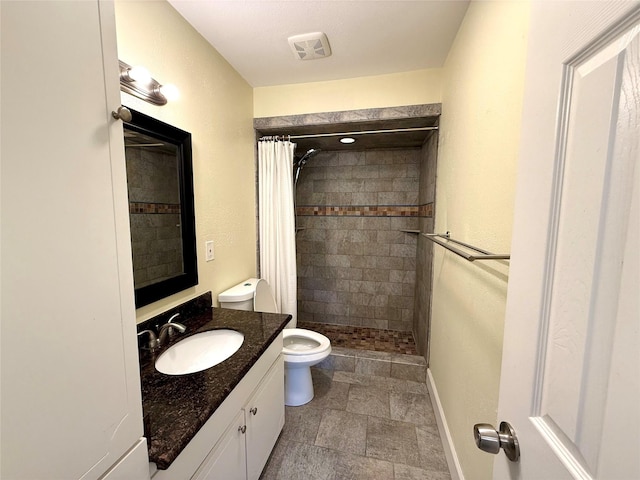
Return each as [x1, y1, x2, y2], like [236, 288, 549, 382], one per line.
[260, 125, 438, 141]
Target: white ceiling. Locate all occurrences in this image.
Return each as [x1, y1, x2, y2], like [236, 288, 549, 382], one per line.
[168, 0, 470, 87]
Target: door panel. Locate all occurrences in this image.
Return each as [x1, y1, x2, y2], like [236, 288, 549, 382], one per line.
[496, 2, 639, 479]
[536, 17, 640, 475]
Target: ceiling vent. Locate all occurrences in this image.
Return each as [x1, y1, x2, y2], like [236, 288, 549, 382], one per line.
[288, 32, 332, 61]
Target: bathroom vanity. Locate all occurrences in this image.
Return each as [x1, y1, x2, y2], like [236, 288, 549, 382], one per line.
[137, 296, 289, 480]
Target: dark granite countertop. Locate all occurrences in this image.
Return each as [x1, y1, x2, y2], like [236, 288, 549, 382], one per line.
[138, 299, 290, 470]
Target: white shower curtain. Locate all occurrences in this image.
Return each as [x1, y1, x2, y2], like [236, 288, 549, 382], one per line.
[258, 139, 297, 325]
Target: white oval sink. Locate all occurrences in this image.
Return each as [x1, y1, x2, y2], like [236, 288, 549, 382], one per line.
[155, 329, 244, 375]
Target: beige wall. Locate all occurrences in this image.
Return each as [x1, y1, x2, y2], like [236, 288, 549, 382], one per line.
[115, 3, 530, 476]
[254, 69, 442, 117]
[115, 1, 257, 322]
[429, 2, 530, 479]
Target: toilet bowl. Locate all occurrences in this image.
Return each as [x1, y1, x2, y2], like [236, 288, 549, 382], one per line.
[218, 278, 331, 406]
[282, 328, 331, 406]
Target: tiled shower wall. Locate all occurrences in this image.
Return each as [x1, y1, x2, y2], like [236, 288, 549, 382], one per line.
[296, 148, 432, 332]
[125, 147, 183, 288]
[414, 133, 438, 357]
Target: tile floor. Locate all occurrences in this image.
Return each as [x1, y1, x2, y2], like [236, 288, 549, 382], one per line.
[259, 347, 450, 480]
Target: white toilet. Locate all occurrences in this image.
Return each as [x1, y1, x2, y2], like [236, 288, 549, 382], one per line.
[218, 278, 332, 406]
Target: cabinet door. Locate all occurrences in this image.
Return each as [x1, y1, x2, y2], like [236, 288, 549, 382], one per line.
[0, 1, 145, 479]
[245, 357, 285, 480]
[192, 410, 247, 480]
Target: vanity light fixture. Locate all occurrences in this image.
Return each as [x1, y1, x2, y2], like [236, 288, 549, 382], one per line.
[119, 60, 179, 106]
[159, 83, 180, 102]
[340, 137, 356, 144]
[123, 65, 151, 84]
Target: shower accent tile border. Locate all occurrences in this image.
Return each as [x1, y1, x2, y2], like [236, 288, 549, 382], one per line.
[418, 203, 433, 217]
[129, 202, 181, 214]
[296, 203, 433, 217]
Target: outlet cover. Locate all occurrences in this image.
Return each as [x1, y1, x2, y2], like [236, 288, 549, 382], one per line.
[205, 241, 214, 261]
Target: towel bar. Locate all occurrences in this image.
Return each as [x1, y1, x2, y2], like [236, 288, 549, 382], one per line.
[423, 232, 510, 262]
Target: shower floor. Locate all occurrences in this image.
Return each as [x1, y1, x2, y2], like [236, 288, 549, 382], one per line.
[298, 321, 418, 355]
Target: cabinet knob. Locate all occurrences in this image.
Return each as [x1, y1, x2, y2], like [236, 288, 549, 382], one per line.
[250, 407, 258, 415]
[111, 106, 132, 122]
[238, 425, 246, 434]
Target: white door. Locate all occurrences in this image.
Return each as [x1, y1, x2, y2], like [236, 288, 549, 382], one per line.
[491, 2, 640, 479]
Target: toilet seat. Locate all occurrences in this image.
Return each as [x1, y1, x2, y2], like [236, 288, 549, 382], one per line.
[282, 328, 331, 364]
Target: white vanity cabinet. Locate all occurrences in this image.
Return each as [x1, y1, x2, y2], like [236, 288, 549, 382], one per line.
[244, 357, 286, 480]
[153, 334, 285, 480]
[193, 357, 284, 480]
[193, 410, 247, 480]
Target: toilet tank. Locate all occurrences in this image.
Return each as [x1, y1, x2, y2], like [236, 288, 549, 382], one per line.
[218, 278, 259, 311]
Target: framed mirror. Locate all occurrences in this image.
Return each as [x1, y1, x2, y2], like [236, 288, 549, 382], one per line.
[123, 108, 197, 307]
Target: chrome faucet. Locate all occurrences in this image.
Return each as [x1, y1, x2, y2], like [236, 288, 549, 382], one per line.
[158, 313, 186, 346]
[137, 329, 158, 351]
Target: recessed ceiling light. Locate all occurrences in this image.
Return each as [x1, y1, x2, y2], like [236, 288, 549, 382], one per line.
[340, 137, 356, 144]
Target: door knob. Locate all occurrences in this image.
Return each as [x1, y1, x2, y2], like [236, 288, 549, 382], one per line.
[473, 421, 520, 462]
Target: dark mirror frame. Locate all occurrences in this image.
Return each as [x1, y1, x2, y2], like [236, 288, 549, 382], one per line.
[124, 108, 198, 308]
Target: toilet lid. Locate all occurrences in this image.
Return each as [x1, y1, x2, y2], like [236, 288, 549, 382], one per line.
[254, 279, 278, 313]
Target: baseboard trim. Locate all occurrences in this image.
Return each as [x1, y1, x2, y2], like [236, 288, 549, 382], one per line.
[426, 368, 465, 480]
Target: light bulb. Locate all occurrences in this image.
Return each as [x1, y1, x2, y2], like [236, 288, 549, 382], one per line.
[128, 65, 151, 84]
[340, 137, 356, 144]
[159, 83, 180, 102]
